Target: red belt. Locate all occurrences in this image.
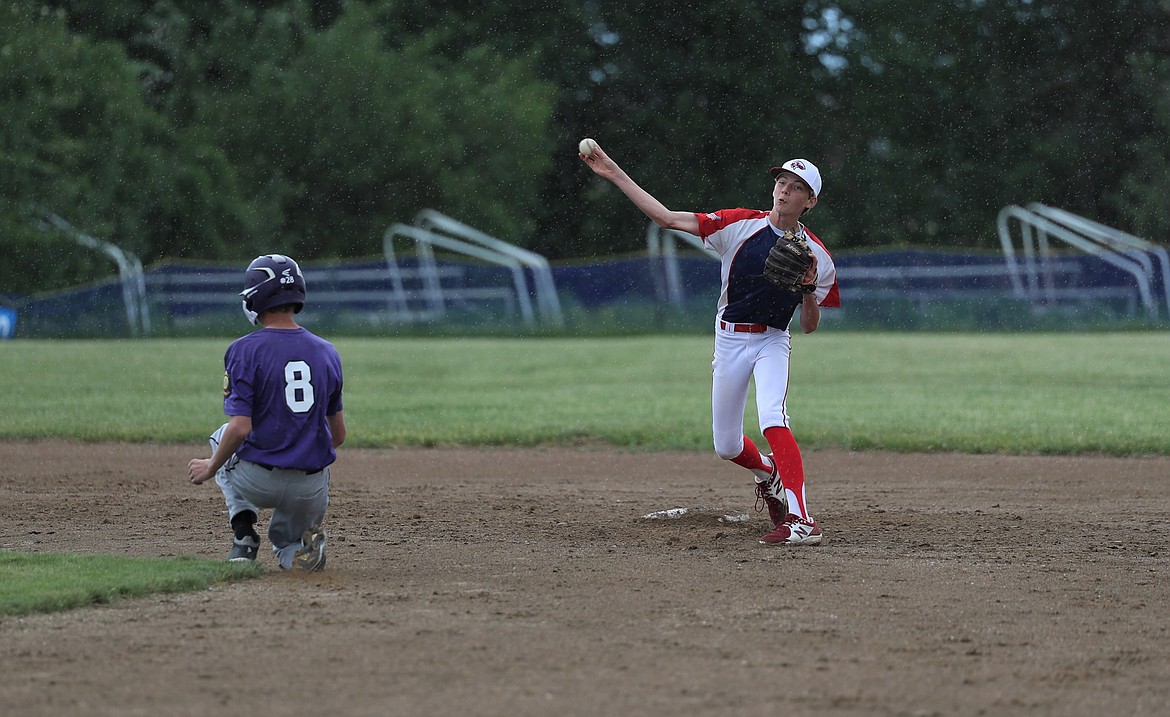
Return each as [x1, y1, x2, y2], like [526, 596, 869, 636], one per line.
[720, 320, 769, 333]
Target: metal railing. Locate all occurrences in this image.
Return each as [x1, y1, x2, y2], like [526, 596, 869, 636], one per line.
[381, 211, 563, 328]
[31, 213, 150, 335]
[149, 264, 518, 325]
[645, 223, 716, 305]
[382, 223, 536, 325]
[412, 210, 563, 327]
[997, 205, 1161, 321]
[1024, 204, 1170, 320]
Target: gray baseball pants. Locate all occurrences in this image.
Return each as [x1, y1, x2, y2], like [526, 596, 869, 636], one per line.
[210, 424, 330, 569]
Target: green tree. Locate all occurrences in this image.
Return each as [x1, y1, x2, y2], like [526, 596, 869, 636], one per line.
[32, 0, 558, 261]
[0, 2, 265, 293]
[196, 3, 557, 258]
[368, 0, 839, 257]
[1116, 49, 1170, 243]
[819, 0, 1170, 248]
[553, 1, 833, 257]
[10, 0, 1170, 288]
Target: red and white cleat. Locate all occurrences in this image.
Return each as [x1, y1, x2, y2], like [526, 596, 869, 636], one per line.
[759, 513, 822, 546]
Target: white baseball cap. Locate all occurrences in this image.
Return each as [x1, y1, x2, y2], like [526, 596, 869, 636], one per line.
[769, 158, 822, 197]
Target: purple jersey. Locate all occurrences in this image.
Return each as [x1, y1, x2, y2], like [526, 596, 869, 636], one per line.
[222, 327, 344, 471]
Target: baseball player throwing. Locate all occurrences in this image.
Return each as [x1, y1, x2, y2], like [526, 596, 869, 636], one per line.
[580, 143, 839, 545]
[187, 254, 346, 569]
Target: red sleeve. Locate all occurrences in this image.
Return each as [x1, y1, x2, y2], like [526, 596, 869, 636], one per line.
[804, 227, 841, 308]
[694, 208, 768, 239]
[820, 282, 842, 308]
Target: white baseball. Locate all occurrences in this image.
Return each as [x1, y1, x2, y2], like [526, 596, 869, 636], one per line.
[578, 138, 599, 156]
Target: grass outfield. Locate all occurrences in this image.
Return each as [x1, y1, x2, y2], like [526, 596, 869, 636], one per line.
[0, 332, 1167, 455]
[1, 332, 1165, 615]
[0, 550, 260, 616]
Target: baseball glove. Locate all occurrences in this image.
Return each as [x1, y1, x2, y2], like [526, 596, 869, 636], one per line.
[762, 229, 814, 293]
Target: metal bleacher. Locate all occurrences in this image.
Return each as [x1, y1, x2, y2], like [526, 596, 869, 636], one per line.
[18, 207, 1167, 337]
[145, 210, 564, 331]
[381, 210, 563, 327]
[32, 213, 151, 336]
[646, 224, 717, 306]
[998, 204, 1170, 321]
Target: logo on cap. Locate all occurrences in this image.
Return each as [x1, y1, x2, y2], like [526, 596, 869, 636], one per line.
[789, 160, 806, 170]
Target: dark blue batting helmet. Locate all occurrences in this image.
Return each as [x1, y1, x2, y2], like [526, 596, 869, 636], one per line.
[239, 254, 306, 324]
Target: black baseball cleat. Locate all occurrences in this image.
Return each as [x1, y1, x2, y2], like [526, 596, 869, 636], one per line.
[228, 534, 260, 562]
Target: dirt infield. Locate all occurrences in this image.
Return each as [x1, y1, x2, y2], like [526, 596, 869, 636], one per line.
[2, 441, 1169, 716]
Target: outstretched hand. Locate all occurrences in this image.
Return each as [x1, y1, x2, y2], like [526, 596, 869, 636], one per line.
[576, 139, 699, 235]
[579, 141, 620, 180]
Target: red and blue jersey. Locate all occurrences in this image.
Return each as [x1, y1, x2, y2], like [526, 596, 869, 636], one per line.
[696, 208, 840, 328]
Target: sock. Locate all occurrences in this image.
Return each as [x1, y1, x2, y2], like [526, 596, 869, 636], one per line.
[730, 437, 775, 483]
[230, 510, 259, 541]
[763, 426, 809, 519]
